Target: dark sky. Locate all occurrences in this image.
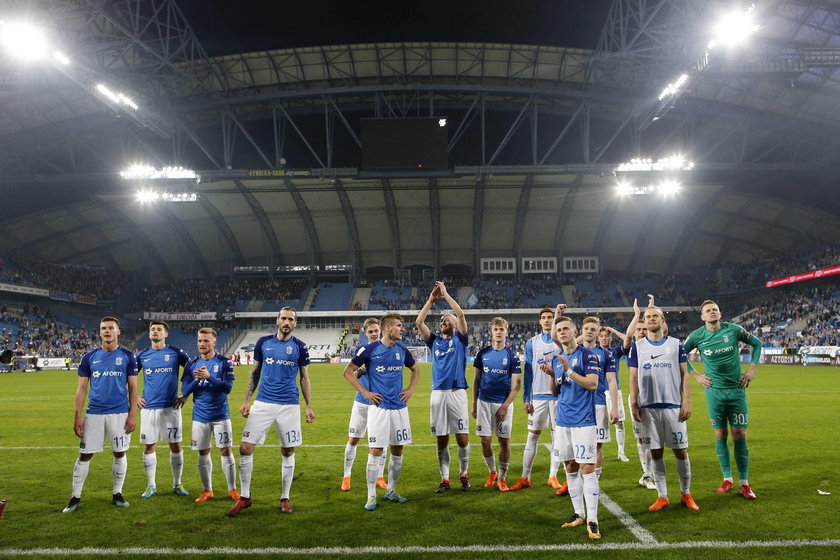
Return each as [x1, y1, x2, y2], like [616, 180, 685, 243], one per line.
[180, 0, 612, 57]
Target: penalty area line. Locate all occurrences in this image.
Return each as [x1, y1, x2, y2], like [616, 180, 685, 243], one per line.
[1, 540, 839, 555]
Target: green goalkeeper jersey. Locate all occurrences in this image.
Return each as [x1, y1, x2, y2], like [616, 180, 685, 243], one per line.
[683, 322, 762, 390]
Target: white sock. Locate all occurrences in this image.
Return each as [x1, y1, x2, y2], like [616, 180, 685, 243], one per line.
[566, 470, 585, 517]
[637, 441, 648, 475]
[645, 448, 655, 478]
[582, 472, 600, 523]
[457, 444, 470, 476]
[378, 449, 388, 480]
[595, 466, 602, 480]
[198, 453, 213, 491]
[239, 454, 253, 498]
[499, 461, 509, 480]
[170, 451, 183, 486]
[387, 454, 403, 493]
[281, 454, 295, 500]
[112, 456, 127, 494]
[653, 457, 667, 499]
[71, 458, 91, 498]
[437, 446, 451, 480]
[676, 457, 691, 495]
[483, 453, 496, 473]
[616, 422, 626, 455]
[343, 443, 357, 478]
[142, 452, 157, 487]
[366, 454, 379, 498]
[221, 454, 237, 492]
[739, 478, 749, 487]
[521, 432, 540, 479]
[548, 428, 561, 478]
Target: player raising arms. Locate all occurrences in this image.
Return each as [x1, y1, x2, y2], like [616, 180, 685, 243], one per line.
[509, 306, 562, 492]
[180, 328, 239, 505]
[683, 300, 763, 500]
[415, 281, 471, 493]
[472, 317, 522, 492]
[629, 307, 698, 512]
[341, 318, 387, 492]
[542, 315, 602, 540]
[137, 320, 191, 498]
[343, 313, 421, 511]
[62, 317, 138, 513]
[229, 307, 314, 516]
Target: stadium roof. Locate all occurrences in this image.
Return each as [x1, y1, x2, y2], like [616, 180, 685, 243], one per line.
[1, 0, 840, 280]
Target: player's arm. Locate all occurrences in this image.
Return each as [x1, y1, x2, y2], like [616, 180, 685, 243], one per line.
[438, 281, 468, 336]
[623, 298, 641, 351]
[679, 361, 692, 422]
[298, 364, 315, 423]
[343, 361, 382, 405]
[471, 364, 482, 418]
[415, 288, 435, 341]
[607, 370, 619, 424]
[400, 363, 421, 403]
[541, 355, 561, 397]
[239, 360, 262, 417]
[497, 372, 522, 422]
[522, 338, 533, 410]
[72, 376, 89, 438]
[627, 343, 643, 422]
[136, 359, 147, 409]
[125, 374, 139, 433]
[682, 335, 712, 388]
[739, 327, 763, 388]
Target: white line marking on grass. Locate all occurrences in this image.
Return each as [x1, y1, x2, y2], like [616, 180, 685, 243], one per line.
[2, 540, 839, 555]
[599, 492, 658, 544]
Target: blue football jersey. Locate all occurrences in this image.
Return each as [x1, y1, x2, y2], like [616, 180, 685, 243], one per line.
[588, 345, 617, 406]
[353, 345, 374, 405]
[351, 341, 416, 410]
[474, 346, 521, 403]
[553, 345, 599, 428]
[138, 345, 190, 409]
[181, 354, 235, 422]
[608, 345, 625, 391]
[253, 335, 310, 405]
[78, 346, 138, 414]
[426, 331, 469, 390]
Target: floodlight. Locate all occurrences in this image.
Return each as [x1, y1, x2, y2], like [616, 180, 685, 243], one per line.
[616, 182, 634, 196]
[96, 83, 139, 111]
[438, 118, 447, 127]
[135, 190, 159, 203]
[161, 192, 198, 202]
[658, 73, 689, 101]
[658, 181, 681, 196]
[0, 21, 49, 60]
[52, 50, 70, 65]
[120, 165, 197, 181]
[615, 155, 694, 173]
[708, 8, 759, 50]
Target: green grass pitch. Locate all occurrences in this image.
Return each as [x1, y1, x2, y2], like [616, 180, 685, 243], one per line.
[0, 362, 837, 559]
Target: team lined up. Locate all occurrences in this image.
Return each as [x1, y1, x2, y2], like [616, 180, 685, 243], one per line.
[62, 285, 763, 541]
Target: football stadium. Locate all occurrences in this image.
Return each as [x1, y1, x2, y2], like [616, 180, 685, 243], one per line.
[0, 1, 838, 558]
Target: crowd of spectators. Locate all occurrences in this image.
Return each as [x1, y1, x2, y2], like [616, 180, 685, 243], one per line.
[21, 261, 128, 300]
[723, 242, 839, 292]
[136, 276, 307, 314]
[0, 304, 97, 360]
[736, 286, 839, 349]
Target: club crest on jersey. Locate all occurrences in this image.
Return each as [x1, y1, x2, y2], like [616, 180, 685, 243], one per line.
[213, 364, 219, 372]
[116, 357, 123, 366]
[502, 357, 508, 366]
[572, 357, 578, 367]
[448, 339, 453, 347]
[395, 352, 400, 361]
[286, 346, 293, 355]
[164, 354, 170, 360]
[723, 335, 729, 343]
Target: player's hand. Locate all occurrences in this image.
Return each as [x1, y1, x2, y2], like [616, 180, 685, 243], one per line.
[631, 402, 643, 423]
[399, 388, 414, 403]
[195, 366, 209, 380]
[647, 293, 655, 307]
[124, 413, 137, 434]
[74, 417, 84, 438]
[430, 283, 442, 302]
[172, 396, 188, 409]
[695, 374, 712, 389]
[738, 368, 755, 388]
[240, 401, 251, 418]
[305, 406, 315, 423]
[524, 402, 534, 414]
[540, 361, 555, 376]
[610, 408, 619, 425]
[632, 298, 640, 316]
[137, 397, 147, 409]
[556, 303, 567, 316]
[364, 390, 383, 405]
[679, 403, 692, 422]
[495, 404, 509, 422]
[555, 353, 569, 372]
[471, 405, 477, 419]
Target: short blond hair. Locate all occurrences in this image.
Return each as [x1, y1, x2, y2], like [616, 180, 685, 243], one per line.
[198, 327, 217, 338]
[490, 317, 508, 329]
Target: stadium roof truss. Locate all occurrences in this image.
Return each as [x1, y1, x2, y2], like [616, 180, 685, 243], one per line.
[1, 0, 840, 280]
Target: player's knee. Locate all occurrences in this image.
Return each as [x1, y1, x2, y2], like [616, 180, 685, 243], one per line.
[239, 442, 255, 456]
[281, 447, 295, 457]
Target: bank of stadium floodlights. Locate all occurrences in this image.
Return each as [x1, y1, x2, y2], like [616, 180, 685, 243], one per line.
[120, 165, 200, 203]
[0, 19, 168, 136]
[615, 6, 760, 197]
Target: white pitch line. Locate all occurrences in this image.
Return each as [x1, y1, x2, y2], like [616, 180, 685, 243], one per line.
[1, 540, 839, 555]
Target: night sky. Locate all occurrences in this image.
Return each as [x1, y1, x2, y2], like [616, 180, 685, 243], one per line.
[179, 1, 612, 56]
